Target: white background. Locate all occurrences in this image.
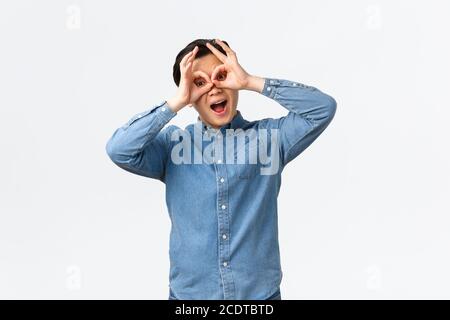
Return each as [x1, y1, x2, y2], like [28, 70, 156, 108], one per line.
[1, 0, 449, 299]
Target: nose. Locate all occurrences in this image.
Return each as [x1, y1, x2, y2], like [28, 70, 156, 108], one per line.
[208, 84, 222, 96]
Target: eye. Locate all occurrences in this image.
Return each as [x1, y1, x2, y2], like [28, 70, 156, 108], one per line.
[194, 78, 205, 87]
[217, 72, 227, 81]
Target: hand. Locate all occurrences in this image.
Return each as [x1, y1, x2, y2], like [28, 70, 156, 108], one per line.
[205, 39, 252, 90]
[167, 46, 214, 112]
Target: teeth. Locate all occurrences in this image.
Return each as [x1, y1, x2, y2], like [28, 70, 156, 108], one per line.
[212, 99, 225, 105]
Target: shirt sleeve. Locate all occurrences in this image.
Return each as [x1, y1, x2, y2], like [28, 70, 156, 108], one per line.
[259, 78, 337, 168]
[105, 100, 178, 182]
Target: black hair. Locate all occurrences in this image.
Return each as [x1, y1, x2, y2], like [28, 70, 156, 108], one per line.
[172, 38, 230, 87]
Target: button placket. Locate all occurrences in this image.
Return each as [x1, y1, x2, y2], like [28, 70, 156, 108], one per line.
[214, 131, 224, 164]
[215, 152, 235, 299]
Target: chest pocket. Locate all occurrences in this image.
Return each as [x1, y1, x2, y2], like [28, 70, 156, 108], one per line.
[227, 129, 260, 180]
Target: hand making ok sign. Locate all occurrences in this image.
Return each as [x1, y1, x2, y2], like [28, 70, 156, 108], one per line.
[205, 39, 252, 91]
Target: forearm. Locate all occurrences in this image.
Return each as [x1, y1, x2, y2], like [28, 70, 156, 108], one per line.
[243, 75, 265, 93]
[105, 100, 176, 164]
[260, 77, 336, 126]
[258, 77, 336, 166]
[166, 97, 186, 113]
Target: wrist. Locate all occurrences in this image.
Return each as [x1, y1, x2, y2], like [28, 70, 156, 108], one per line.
[243, 75, 265, 93]
[166, 97, 185, 112]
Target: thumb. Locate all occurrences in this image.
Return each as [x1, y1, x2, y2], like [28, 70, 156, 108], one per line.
[211, 64, 226, 82]
[201, 82, 214, 93]
[212, 79, 223, 88]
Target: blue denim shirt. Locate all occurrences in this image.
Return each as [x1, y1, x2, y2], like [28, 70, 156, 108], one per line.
[105, 78, 336, 300]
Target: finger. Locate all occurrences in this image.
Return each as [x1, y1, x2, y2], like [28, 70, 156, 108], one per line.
[181, 51, 193, 66]
[192, 70, 212, 83]
[180, 54, 193, 74]
[191, 82, 213, 102]
[181, 61, 193, 79]
[211, 64, 227, 82]
[214, 39, 236, 58]
[199, 82, 213, 94]
[205, 41, 227, 62]
[195, 83, 214, 101]
[181, 47, 197, 69]
[191, 78, 213, 93]
[186, 46, 199, 64]
[182, 47, 199, 77]
[183, 61, 192, 72]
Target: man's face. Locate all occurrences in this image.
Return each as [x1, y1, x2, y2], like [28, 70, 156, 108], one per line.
[191, 53, 238, 129]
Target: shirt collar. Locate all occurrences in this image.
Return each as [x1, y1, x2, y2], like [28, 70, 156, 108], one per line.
[196, 110, 246, 134]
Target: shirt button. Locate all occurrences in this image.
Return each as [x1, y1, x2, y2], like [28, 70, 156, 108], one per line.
[161, 107, 166, 111]
[217, 159, 222, 164]
[267, 86, 271, 91]
[222, 234, 227, 240]
[223, 261, 228, 267]
[221, 204, 226, 210]
[292, 82, 297, 86]
[220, 177, 225, 183]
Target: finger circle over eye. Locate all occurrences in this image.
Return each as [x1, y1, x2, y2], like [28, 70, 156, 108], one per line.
[211, 64, 225, 81]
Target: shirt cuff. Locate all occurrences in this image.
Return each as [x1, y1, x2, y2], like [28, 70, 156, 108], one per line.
[156, 100, 177, 122]
[260, 77, 315, 99]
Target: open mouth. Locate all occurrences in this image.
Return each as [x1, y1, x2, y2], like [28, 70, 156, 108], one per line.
[210, 99, 228, 115]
